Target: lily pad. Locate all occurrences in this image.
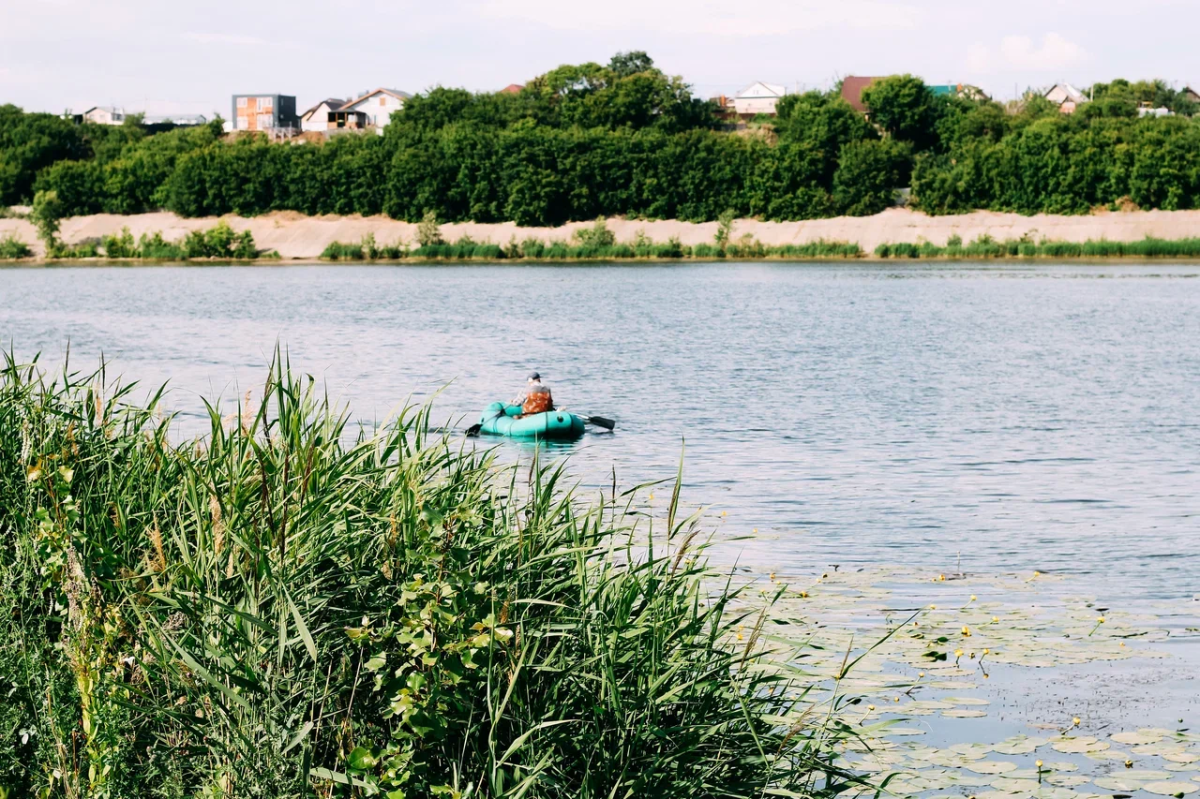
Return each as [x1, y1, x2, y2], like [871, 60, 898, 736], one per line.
[943, 708, 989, 718]
[1165, 752, 1200, 764]
[1144, 781, 1200, 796]
[991, 776, 1041, 792]
[1052, 738, 1109, 754]
[1094, 776, 1153, 792]
[993, 736, 1049, 755]
[965, 760, 1019, 774]
[885, 727, 927, 736]
[1113, 730, 1166, 745]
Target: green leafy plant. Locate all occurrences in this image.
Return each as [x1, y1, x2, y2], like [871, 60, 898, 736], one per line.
[0, 234, 32, 259]
[0, 355, 863, 798]
[417, 210, 445, 247]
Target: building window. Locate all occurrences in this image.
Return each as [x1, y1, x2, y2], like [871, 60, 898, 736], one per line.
[261, 97, 273, 108]
[380, 97, 386, 106]
[237, 97, 247, 108]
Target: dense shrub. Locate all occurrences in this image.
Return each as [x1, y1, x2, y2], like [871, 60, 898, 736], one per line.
[0, 234, 32, 259]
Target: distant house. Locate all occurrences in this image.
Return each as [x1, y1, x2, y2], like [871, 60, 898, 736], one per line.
[1044, 83, 1089, 114]
[1182, 86, 1200, 104]
[928, 84, 989, 101]
[80, 106, 128, 125]
[338, 88, 412, 128]
[329, 109, 371, 130]
[144, 113, 207, 127]
[500, 84, 524, 95]
[231, 94, 299, 132]
[840, 76, 880, 113]
[300, 98, 346, 132]
[732, 82, 787, 117]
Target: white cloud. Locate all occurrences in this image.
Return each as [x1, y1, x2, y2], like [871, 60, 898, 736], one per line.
[1001, 33, 1086, 70]
[967, 33, 1086, 74]
[472, 0, 920, 36]
[184, 32, 269, 46]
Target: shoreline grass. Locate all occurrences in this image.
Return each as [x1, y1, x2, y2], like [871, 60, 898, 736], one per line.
[0, 354, 859, 798]
[13, 229, 1200, 265]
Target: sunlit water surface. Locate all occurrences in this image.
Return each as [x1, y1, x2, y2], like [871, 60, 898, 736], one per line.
[3, 262, 1197, 607]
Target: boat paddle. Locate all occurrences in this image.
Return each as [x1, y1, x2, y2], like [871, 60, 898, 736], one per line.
[581, 414, 616, 431]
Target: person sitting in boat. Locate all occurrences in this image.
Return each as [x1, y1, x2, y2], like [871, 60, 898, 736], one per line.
[515, 372, 554, 415]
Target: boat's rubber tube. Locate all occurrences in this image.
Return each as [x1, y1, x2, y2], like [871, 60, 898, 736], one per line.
[478, 402, 586, 440]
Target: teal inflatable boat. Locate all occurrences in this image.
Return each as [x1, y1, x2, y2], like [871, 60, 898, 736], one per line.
[477, 402, 586, 441]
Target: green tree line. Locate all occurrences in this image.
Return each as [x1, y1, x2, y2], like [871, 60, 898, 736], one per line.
[5, 56, 1200, 224]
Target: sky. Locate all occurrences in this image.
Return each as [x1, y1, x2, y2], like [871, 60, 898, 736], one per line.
[3, 0, 1198, 116]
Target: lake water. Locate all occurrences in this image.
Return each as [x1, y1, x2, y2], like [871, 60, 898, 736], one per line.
[2, 262, 1198, 605]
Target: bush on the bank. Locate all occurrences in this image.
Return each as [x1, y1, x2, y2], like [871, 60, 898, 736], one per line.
[84, 221, 263, 259]
[0, 356, 858, 798]
[873, 234, 1200, 258]
[318, 233, 862, 260]
[0, 234, 32, 259]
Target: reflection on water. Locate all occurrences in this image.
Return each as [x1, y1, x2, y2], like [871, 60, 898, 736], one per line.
[2, 262, 1198, 603]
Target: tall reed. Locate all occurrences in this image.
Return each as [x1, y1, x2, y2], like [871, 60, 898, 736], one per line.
[0, 354, 858, 798]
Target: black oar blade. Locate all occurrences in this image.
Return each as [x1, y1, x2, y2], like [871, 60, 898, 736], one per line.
[586, 415, 616, 431]
[465, 423, 483, 437]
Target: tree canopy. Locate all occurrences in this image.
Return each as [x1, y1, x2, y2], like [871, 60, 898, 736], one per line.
[5, 57, 1200, 222]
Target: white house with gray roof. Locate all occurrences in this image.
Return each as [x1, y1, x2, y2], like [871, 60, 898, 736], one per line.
[339, 88, 412, 128]
[732, 82, 787, 116]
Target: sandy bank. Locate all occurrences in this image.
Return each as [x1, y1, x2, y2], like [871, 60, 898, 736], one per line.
[5, 208, 1200, 260]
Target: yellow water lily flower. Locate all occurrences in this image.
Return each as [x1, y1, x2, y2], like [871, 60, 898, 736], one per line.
[961, 625, 971, 637]
[1072, 717, 1081, 726]
[1035, 760, 1043, 768]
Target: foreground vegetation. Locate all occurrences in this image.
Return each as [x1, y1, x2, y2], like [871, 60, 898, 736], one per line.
[0, 355, 859, 798]
[6, 54, 1200, 225]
